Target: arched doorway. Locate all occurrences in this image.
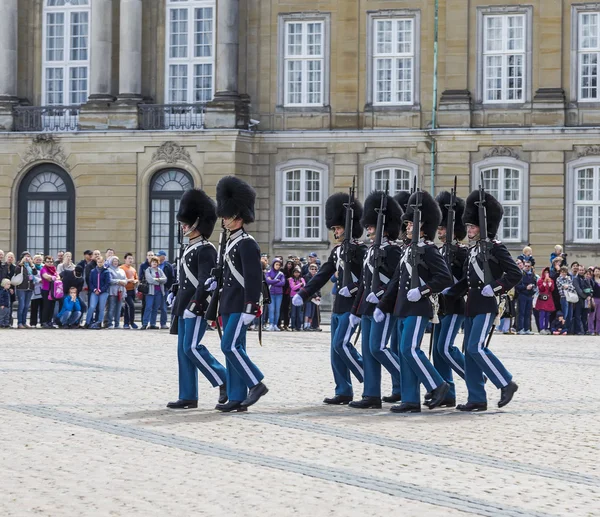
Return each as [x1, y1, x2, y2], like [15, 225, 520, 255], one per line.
[17, 164, 75, 257]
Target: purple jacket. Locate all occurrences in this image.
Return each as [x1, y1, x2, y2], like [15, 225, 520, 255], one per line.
[266, 262, 286, 295]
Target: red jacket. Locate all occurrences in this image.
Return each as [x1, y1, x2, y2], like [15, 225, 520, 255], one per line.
[536, 277, 555, 312]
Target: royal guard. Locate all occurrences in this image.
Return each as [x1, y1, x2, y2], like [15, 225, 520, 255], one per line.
[348, 190, 404, 409]
[167, 188, 227, 410]
[375, 190, 453, 413]
[292, 188, 367, 404]
[207, 176, 268, 412]
[446, 185, 521, 411]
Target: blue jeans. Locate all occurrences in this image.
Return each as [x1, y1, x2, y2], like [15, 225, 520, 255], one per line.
[290, 304, 303, 330]
[107, 295, 123, 328]
[268, 294, 283, 326]
[17, 290, 33, 326]
[517, 295, 533, 331]
[559, 297, 571, 331]
[86, 292, 109, 326]
[59, 310, 82, 326]
[570, 300, 585, 335]
[143, 292, 163, 326]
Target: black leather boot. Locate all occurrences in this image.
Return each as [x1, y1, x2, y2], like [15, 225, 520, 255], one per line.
[349, 396, 382, 409]
[215, 400, 247, 412]
[456, 402, 487, 412]
[382, 393, 401, 403]
[323, 395, 353, 405]
[390, 402, 421, 413]
[498, 381, 518, 408]
[166, 399, 198, 409]
[428, 382, 450, 409]
[218, 384, 228, 404]
[241, 382, 269, 407]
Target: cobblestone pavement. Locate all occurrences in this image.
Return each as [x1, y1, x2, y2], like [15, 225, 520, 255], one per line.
[0, 325, 598, 516]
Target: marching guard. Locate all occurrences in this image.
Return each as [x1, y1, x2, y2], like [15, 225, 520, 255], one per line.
[168, 188, 227, 409]
[424, 189, 469, 408]
[207, 176, 268, 412]
[445, 184, 521, 411]
[375, 190, 453, 413]
[292, 188, 367, 404]
[348, 190, 404, 408]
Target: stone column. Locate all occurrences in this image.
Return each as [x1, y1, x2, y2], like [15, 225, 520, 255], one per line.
[204, 0, 249, 128]
[118, 0, 142, 100]
[88, 0, 114, 102]
[0, 0, 18, 130]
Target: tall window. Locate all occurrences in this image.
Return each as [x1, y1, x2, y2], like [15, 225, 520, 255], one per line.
[283, 21, 324, 106]
[150, 169, 193, 262]
[578, 12, 600, 101]
[573, 166, 600, 242]
[18, 165, 75, 257]
[165, 0, 214, 104]
[370, 168, 413, 195]
[281, 168, 322, 241]
[482, 14, 525, 103]
[373, 18, 414, 105]
[480, 167, 522, 242]
[43, 0, 90, 106]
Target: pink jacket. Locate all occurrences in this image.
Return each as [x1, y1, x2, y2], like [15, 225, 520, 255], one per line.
[535, 277, 555, 312]
[288, 277, 305, 296]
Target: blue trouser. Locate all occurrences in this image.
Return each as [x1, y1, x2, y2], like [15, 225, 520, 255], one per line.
[399, 316, 445, 404]
[161, 296, 168, 327]
[17, 290, 33, 326]
[143, 292, 163, 326]
[517, 295, 533, 331]
[86, 292, 108, 325]
[107, 295, 123, 327]
[177, 316, 227, 401]
[361, 314, 401, 398]
[269, 294, 283, 326]
[570, 300, 585, 335]
[464, 313, 512, 403]
[59, 310, 81, 326]
[220, 313, 264, 402]
[330, 312, 364, 396]
[560, 297, 571, 330]
[290, 304, 303, 330]
[432, 313, 466, 399]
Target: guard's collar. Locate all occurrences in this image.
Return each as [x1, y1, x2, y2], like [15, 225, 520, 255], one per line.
[229, 228, 245, 240]
[189, 235, 205, 245]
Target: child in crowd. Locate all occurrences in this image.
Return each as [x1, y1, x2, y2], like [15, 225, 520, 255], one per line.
[0, 278, 11, 328]
[517, 246, 536, 268]
[288, 267, 305, 331]
[57, 287, 83, 328]
[549, 245, 567, 268]
[302, 263, 320, 330]
[551, 311, 568, 335]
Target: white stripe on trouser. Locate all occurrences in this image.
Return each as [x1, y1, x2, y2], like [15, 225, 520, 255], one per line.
[411, 316, 437, 388]
[380, 314, 400, 371]
[191, 317, 224, 385]
[443, 314, 465, 375]
[476, 313, 507, 386]
[342, 320, 364, 377]
[230, 316, 259, 386]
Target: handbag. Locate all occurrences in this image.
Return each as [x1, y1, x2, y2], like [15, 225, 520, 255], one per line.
[539, 294, 549, 301]
[138, 278, 149, 295]
[51, 279, 64, 300]
[565, 290, 579, 304]
[10, 272, 23, 286]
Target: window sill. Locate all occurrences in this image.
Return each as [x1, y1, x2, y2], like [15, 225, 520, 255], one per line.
[365, 103, 421, 112]
[275, 105, 331, 114]
[564, 242, 600, 250]
[473, 102, 532, 110]
[272, 240, 331, 250]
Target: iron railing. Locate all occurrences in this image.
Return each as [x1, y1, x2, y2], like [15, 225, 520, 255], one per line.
[13, 105, 80, 132]
[139, 103, 206, 130]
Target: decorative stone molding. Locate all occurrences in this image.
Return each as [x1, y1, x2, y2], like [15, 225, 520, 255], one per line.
[151, 141, 191, 164]
[483, 146, 520, 160]
[577, 145, 600, 158]
[20, 134, 69, 170]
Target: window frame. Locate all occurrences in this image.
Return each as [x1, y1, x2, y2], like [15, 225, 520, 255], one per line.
[42, 0, 90, 107]
[274, 160, 329, 243]
[277, 12, 331, 110]
[472, 156, 529, 244]
[571, 4, 600, 104]
[475, 5, 533, 107]
[17, 164, 75, 257]
[366, 10, 421, 109]
[164, 0, 216, 105]
[566, 156, 600, 244]
[363, 158, 418, 196]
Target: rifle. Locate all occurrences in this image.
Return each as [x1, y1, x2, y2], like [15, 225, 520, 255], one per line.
[370, 181, 389, 295]
[409, 178, 426, 290]
[341, 177, 356, 289]
[442, 176, 458, 271]
[476, 172, 495, 285]
[169, 223, 187, 336]
[205, 222, 227, 338]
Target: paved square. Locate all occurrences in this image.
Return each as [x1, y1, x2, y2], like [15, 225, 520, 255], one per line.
[0, 326, 598, 516]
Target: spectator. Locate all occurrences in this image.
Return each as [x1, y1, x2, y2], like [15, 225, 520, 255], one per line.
[156, 250, 174, 330]
[260, 253, 270, 273]
[515, 261, 536, 335]
[303, 263, 320, 330]
[54, 250, 65, 266]
[555, 266, 575, 332]
[0, 278, 11, 328]
[288, 267, 305, 331]
[550, 245, 567, 268]
[77, 250, 94, 306]
[517, 246, 536, 268]
[279, 259, 295, 331]
[570, 261, 580, 279]
[302, 252, 318, 276]
[120, 253, 139, 329]
[107, 256, 127, 329]
[84, 250, 101, 291]
[572, 264, 591, 335]
[29, 255, 44, 328]
[56, 287, 83, 328]
[4, 252, 16, 319]
[138, 250, 154, 317]
[14, 251, 38, 329]
[142, 256, 167, 330]
[551, 311, 568, 335]
[60, 264, 84, 296]
[40, 255, 59, 329]
[77, 250, 93, 271]
[56, 251, 74, 274]
[0, 249, 6, 279]
[584, 268, 594, 334]
[588, 267, 600, 336]
[265, 257, 285, 331]
[105, 248, 115, 261]
[535, 267, 555, 334]
[86, 256, 110, 329]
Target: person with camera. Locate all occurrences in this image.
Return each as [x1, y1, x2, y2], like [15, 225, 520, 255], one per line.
[13, 251, 38, 329]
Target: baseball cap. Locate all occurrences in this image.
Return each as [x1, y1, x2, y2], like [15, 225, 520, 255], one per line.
[308, 252, 318, 258]
[156, 250, 167, 257]
[83, 250, 93, 255]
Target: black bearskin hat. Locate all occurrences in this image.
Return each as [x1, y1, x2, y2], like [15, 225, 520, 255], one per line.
[177, 188, 218, 239]
[393, 191, 411, 213]
[435, 191, 467, 241]
[325, 192, 364, 239]
[216, 176, 256, 224]
[361, 191, 404, 241]
[401, 190, 441, 241]
[463, 190, 503, 239]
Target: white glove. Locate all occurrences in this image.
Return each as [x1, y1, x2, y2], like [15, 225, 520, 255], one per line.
[441, 287, 452, 295]
[373, 308, 386, 323]
[292, 294, 304, 307]
[183, 309, 196, 319]
[166, 292, 175, 306]
[205, 280, 217, 292]
[407, 288, 422, 302]
[482, 285, 495, 297]
[338, 286, 352, 298]
[241, 313, 255, 326]
[349, 314, 361, 328]
[366, 292, 379, 304]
